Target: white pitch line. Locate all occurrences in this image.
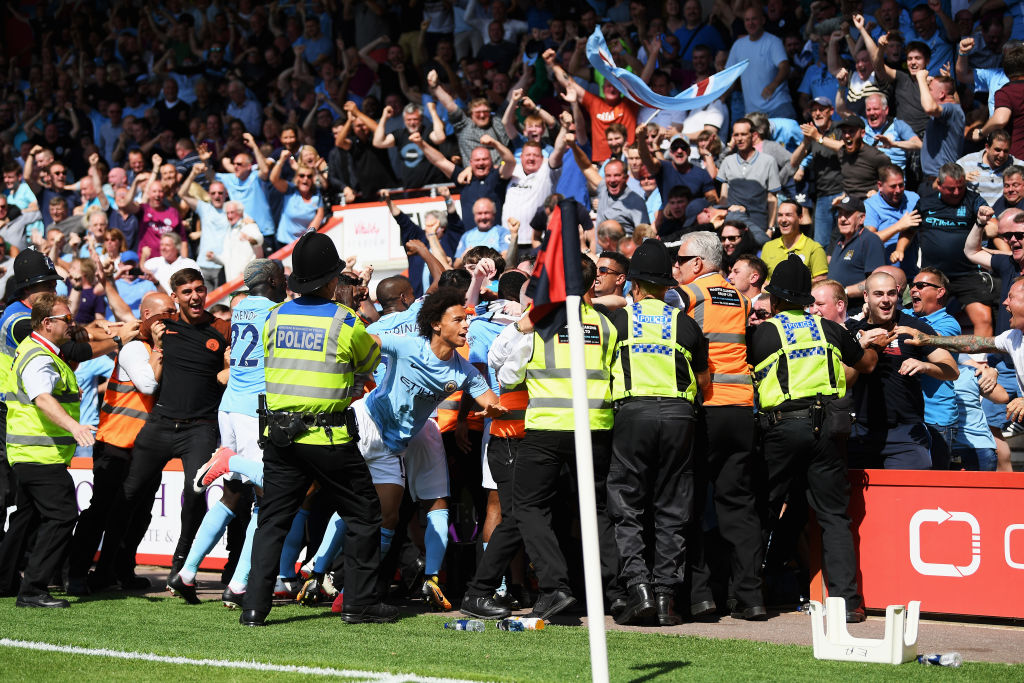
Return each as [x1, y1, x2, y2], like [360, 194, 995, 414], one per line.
[0, 638, 485, 683]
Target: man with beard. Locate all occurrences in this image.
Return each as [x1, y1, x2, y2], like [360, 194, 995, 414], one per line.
[846, 271, 958, 469]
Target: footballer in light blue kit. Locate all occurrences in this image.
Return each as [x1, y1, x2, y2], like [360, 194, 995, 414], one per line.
[319, 285, 504, 611]
[170, 261, 286, 606]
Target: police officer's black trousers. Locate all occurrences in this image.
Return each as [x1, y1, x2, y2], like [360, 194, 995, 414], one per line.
[763, 416, 861, 608]
[512, 429, 619, 597]
[608, 399, 695, 589]
[689, 405, 764, 609]
[465, 436, 521, 596]
[244, 439, 382, 616]
[0, 464, 77, 596]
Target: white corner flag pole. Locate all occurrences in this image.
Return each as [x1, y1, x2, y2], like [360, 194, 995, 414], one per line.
[565, 294, 610, 683]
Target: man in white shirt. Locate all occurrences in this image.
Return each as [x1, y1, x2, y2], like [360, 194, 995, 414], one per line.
[144, 233, 198, 294]
[501, 129, 568, 246]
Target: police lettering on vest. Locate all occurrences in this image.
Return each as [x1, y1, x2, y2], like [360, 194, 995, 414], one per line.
[753, 312, 845, 409]
[263, 299, 380, 446]
[611, 299, 698, 402]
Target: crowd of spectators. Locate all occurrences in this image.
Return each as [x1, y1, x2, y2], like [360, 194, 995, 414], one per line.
[1, 0, 1022, 618]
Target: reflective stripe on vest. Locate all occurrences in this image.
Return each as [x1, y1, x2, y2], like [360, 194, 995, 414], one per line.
[490, 383, 527, 439]
[263, 300, 380, 445]
[96, 342, 156, 450]
[753, 312, 845, 409]
[612, 299, 697, 402]
[6, 338, 81, 465]
[525, 304, 615, 431]
[682, 274, 754, 407]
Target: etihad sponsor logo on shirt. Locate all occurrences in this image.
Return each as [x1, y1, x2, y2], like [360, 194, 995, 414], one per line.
[276, 325, 326, 352]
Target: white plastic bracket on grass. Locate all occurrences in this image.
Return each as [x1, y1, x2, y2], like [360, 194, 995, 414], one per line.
[808, 597, 921, 665]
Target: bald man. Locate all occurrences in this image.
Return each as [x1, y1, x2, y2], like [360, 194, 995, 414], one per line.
[67, 291, 177, 593]
[845, 272, 958, 469]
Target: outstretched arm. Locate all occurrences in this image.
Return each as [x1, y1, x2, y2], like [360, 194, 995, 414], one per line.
[896, 326, 1000, 354]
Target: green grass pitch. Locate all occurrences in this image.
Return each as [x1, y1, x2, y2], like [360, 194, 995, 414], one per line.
[0, 595, 1020, 681]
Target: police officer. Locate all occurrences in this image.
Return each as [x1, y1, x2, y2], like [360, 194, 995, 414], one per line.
[0, 294, 96, 607]
[749, 254, 882, 623]
[492, 254, 622, 621]
[606, 240, 709, 626]
[241, 231, 395, 626]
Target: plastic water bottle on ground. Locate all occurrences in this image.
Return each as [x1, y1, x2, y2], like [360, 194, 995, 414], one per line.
[444, 619, 485, 632]
[497, 617, 545, 631]
[917, 653, 963, 667]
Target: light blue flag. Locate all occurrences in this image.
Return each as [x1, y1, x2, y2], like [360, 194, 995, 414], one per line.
[585, 26, 747, 112]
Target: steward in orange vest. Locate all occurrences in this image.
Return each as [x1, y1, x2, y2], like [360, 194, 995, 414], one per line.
[672, 231, 766, 621]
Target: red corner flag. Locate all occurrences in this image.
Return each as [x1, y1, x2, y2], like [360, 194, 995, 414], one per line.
[526, 199, 585, 340]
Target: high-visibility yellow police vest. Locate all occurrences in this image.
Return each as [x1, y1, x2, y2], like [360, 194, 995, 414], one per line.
[753, 312, 845, 410]
[6, 336, 81, 465]
[524, 304, 616, 432]
[611, 298, 697, 402]
[263, 299, 380, 445]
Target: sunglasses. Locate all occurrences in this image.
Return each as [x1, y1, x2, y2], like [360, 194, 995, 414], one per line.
[675, 254, 700, 265]
[720, 234, 741, 243]
[752, 308, 771, 320]
[597, 266, 621, 275]
[910, 281, 941, 290]
[296, 173, 314, 179]
[46, 314, 74, 325]
[1000, 231, 1024, 241]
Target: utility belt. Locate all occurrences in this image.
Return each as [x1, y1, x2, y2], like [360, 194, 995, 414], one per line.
[759, 394, 852, 439]
[258, 394, 359, 448]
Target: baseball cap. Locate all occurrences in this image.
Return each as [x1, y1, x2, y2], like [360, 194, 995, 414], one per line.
[811, 96, 834, 108]
[120, 250, 139, 263]
[838, 115, 866, 130]
[836, 195, 865, 213]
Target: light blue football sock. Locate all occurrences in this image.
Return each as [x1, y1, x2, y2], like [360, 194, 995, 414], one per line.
[312, 512, 348, 574]
[424, 508, 449, 577]
[380, 527, 395, 556]
[228, 505, 258, 593]
[180, 501, 235, 583]
[227, 456, 264, 488]
[278, 508, 310, 578]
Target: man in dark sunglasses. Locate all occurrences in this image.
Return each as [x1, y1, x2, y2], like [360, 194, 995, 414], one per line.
[901, 267, 961, 469]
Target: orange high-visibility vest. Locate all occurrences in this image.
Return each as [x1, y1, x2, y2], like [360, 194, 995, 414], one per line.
[95, 342, 157, 449]
[437, 343, 485, 433]
[679, 273, 754, 407]
[489, 382, 527, 439]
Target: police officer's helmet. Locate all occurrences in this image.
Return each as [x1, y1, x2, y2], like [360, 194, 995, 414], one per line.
[288, 231, 344, 294]
[765, 253, 815, 306]
[626, 239, 676, 286]
[12, 249, 62, 291]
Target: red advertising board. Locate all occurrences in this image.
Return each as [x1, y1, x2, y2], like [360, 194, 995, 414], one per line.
[846, 469, 1024, 619]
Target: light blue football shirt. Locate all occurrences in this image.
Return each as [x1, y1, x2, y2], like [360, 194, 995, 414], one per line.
[219, 295, 276, 417]
[364, 333, 488, 452]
